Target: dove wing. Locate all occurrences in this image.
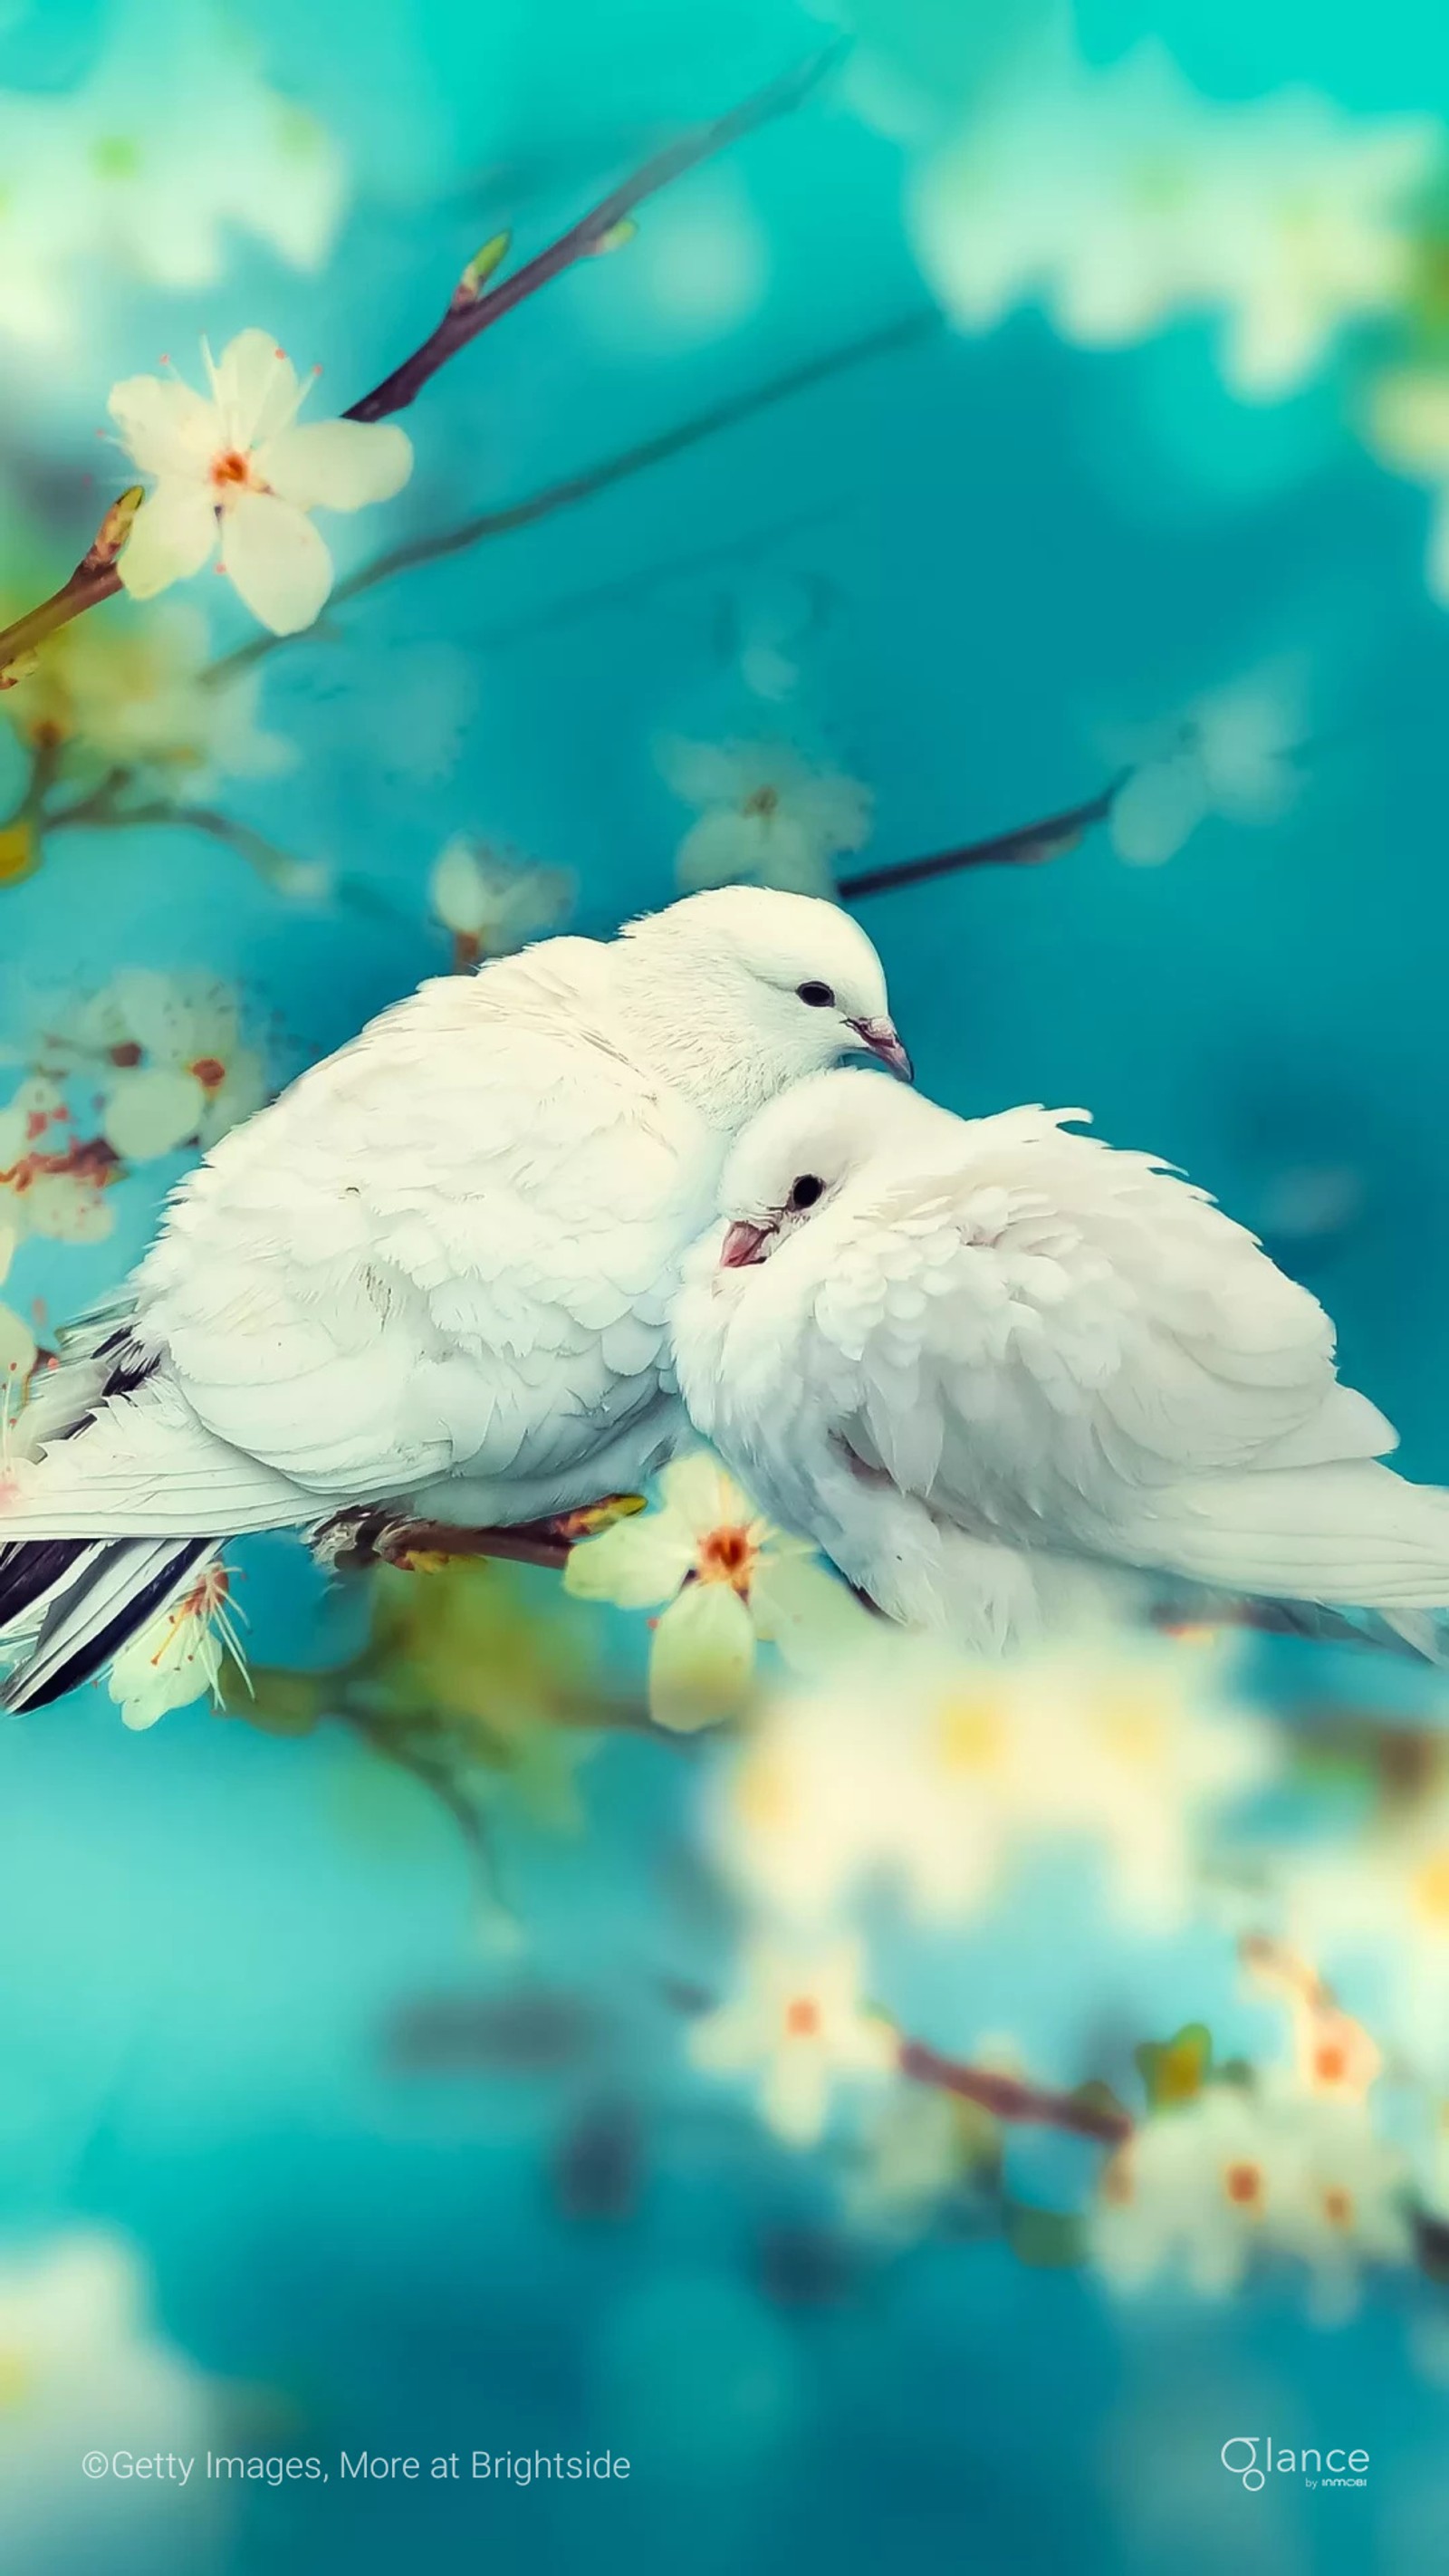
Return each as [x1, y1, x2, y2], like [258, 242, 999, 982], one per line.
[130, 960, 704, 1504]
[788, 1108, 1395, 1557]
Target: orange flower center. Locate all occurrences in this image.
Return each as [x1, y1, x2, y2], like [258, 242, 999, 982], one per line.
[783, 1996, 820, 2040]
[188, 1056, 226, 1091]
[1313, 2041, 1348, 2086]
[1223, 2160, 1263, 2208]
[1322, 2187, 1354, 2230]
[210, 448, 253, 490]
[109, 1041, 143, 1067]
[742, 785, 781, 819]
[696, 1524, 756, 1593]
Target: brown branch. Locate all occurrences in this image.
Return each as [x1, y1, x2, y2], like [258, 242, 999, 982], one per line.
[44, 795, 309, 889]
[899, 2037, 1132, 2145]
[346, 46, 844, 422]
[0, 53, 840, 678]
[840, 774, 1128, 903]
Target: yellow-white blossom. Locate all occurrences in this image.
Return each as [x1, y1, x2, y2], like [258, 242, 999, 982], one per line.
[711, 1633, 1272, 1927]
[688, 1935, 897, 2146]
[6, 602, 292, 803]
[109, 1561, 245, 1730]
[111, 330, 412, 635]
[657, 738, 873, 898]
[0, 2231, 226, 2564]
[563, 1451, 862, 1732]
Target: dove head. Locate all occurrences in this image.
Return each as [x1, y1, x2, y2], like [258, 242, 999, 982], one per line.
[613, 889, 909, 1129]
[711, 1068, 943, 1268]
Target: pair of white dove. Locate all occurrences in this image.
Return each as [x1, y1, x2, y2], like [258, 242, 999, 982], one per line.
[0, 884, 1444, 1709]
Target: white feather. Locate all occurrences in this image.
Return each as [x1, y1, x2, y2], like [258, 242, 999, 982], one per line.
[674, 1071, 1449, 1647]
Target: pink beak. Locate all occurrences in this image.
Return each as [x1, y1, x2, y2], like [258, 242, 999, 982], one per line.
[720, 1218, 773, 1269]
[848, 1016, 913, 1081]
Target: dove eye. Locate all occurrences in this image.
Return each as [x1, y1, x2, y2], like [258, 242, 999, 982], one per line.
[788, 1174, 824, 1210]
[796, 981, 835, 1008]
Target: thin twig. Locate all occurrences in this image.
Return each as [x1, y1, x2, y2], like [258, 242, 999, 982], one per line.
[840, 774, 1128, 902]
[46, 795, 308, 889]
[899, 2038, 1132, 2145]
[346, 46, 844, 422]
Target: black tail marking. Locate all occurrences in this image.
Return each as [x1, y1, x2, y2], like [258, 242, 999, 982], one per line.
[13, 1538, 211, 1713]
[0, 1538, 92, 1632]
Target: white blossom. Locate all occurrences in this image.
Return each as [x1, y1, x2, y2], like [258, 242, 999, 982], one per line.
[1107, 668, 1309, 866]
[110, 330, 412, 635]
[657, 738, 873, 897]
[911, 38, 1435, 399]
[51, 968, 267, 1164]
[428, 839, 573, 965]
[6, 601, 292, 803]
[563, 1451, 862, 1732]
[0, 2, 345, 352]
[688, 1936, 897, 2146]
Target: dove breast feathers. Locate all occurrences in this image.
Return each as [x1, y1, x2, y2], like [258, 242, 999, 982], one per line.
[674, 1097, 1393, 1562]
[130, 942, 714, 1501]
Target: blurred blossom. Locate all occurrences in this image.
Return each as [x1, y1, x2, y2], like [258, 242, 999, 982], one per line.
[0, 1073, 116, 1245]
[6, 603, 292, 804]
[43, 967, 266, 1162]
[565, 1451, 861, 1732]
[688, 1934, 896, 2146]
[1106, 668, 1308, 865]
[0, 1226, 37, 1399]
[108, 1561, 244, 1730]
[0, 2233, 225, 2561]
[911, 37, 1436, 399]
[1368, 369, 1449, 601]
[657, 737, 873, 896]
[843, 2082, 990, 2238]
[0, 1, 344, 351]
[1090, 2077, 1412, 2315]
[111, 331, 413, 636]
[1280, 1793, 1449, 2091]
[428, 837, 574, 968]
[1244, 1934, 1384, 2105]
[712, 1633, 1273, 1927]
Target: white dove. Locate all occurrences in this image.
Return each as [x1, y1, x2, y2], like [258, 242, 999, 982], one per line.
[0, 891, 908, 1710]
[673, 1069, 1449, 1652]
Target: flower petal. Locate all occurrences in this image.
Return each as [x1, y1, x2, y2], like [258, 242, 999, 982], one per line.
[658, 1449, 756, 1541]
[108, 373, 218, 479]
[562, 1514, 694, 1610]
[103, 1066, 204, 1162]
[220, 492, 332, 635]
[256, 418, 413, 513]
[649, 1582, 756, 1733]
[750, 1555, 869, 1667]
[210, 330, 305, 448]
[118, 485, 218, 601]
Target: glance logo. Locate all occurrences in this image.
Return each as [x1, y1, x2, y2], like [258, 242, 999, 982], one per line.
[1221, 2437, 1368, 2493]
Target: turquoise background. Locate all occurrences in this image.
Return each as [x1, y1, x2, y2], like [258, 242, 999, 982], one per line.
[3, 0, 1449, 2567]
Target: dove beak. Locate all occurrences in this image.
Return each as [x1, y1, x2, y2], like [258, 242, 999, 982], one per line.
[720, 1217, 773, 1269]
[849, 1016, 913, 1082]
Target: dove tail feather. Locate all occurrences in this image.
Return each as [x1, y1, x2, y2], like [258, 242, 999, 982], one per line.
[1, 1538, 213, 1714]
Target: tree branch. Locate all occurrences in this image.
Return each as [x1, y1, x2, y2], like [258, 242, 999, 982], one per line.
[898, 2037, 1132, 2145]
[840, 774, 1128, 902]
[346, 45, 844, 422]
